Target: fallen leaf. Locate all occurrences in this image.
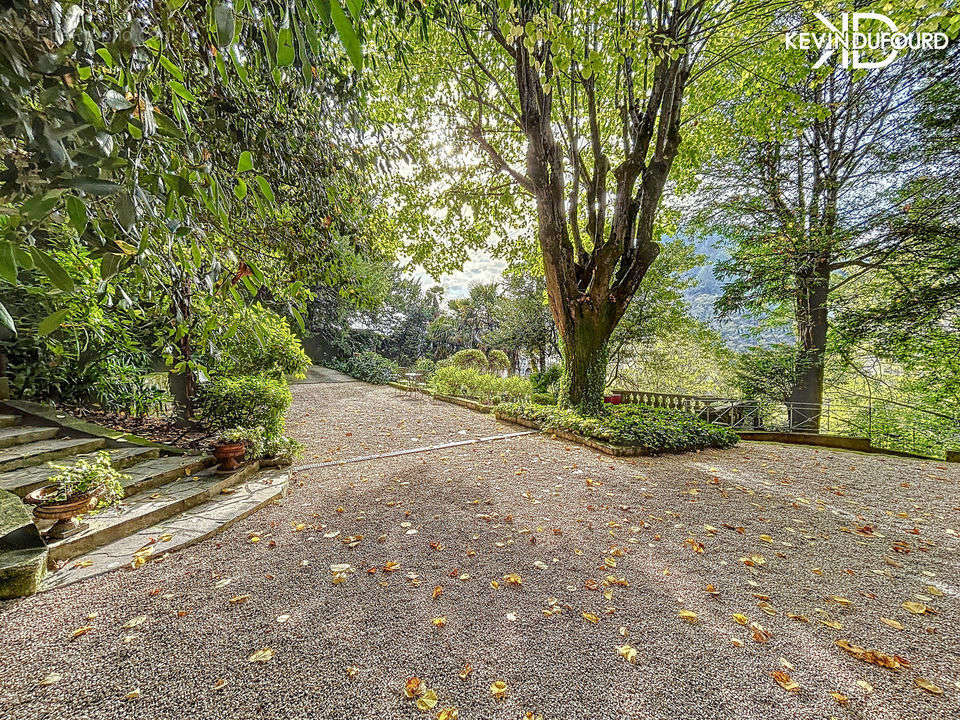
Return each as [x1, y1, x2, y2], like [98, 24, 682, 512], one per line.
[38, 673, 61, 686]
[835, 639, 908, 670]
[247, 648, 274, 663]
[124, 689, 141, 700]
[416, 688, 438, 711]
[458, 664, 473, 680]
[71, 626, 93, 640]
[582, 612, 600, 624]
[914, 678, 943, 695]
[732, 613, 749, 625]
[830, 692, 849, 706]
[229, 595, 250, 604]
[617, 644, 638, 664]
[211, 678, 227, 690]
[432, 616, 447, 627]
[879, 617, 904, 630]
[437, 708, 459, 720]
[432, 586, 443, 600]
[345, 665, 359, 678]
[404, 677, 423, 698]
[489, 680, 507, 698]
[772, 670, 799, 693]
[902, 601, 933, 615]
[122, 615, 147, 629]
[678, 610, 698, 624]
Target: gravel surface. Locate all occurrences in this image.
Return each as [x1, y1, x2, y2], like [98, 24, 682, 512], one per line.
[1, 381, 958, 720]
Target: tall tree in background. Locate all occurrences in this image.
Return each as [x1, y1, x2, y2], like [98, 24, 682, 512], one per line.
[694, 20, 953, 429]
[430, 0, 788, 413]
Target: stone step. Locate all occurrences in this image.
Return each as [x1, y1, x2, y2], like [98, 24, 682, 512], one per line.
[0, 425, 58, 449]
[0, 414, 21, 428]
[0, 546, 48, 599]
[120, 454, 216, 496]
[40, 468, 289, 591]
[0, 437, 106, 473]
[0, 447, 162, 498]
[45, 461, 262, 565]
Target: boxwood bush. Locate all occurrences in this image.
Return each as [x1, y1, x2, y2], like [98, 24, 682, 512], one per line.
[214, 304, 310, 379]
[342, 350, 399, 384]
[495, 401, 739, 454]
[197, 375, 291, 436]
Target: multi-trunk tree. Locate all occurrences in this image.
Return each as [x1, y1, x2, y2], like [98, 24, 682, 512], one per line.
[428, 0, 788, 413]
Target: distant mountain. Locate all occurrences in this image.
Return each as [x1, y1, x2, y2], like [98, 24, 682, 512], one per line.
[681, 234, 791, 350]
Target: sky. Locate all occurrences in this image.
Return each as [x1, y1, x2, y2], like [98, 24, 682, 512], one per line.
[408, 248, 506, 301]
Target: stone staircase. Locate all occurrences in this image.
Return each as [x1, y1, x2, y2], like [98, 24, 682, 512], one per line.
[0, 410, 288, 598]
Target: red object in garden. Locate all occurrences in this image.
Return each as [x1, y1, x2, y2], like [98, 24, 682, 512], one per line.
[213, 441, 246, 472]
[604, 394, 622, 404]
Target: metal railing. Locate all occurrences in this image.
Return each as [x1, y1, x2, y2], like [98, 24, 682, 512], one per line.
[613, 390, 960, 460]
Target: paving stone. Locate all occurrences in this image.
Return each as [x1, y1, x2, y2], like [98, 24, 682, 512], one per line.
[40, 468, 288, 591]
[0, 437, 105, 472]
[0, 414, 20, 428]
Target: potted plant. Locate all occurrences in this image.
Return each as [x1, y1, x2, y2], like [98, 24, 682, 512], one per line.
[213, 426, 264, 472]
[24, 452, 127, 539]
[260, 434, 305, 468]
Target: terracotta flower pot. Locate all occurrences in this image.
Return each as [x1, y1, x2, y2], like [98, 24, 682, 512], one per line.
[213, 441, 246, 472]
[24, 486, 99, 540]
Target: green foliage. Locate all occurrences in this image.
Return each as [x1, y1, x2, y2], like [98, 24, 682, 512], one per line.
[219, 426, 267, 458]
[531, 365, 562, 394]
[264, 435, 305, 464]
[496, 402, 739, 454]
[213, 304, 310, 379]
[44, 451, 127, 508]
[197, 375, 291, 436]
[342, 351, 399, 384]
[412, 358, 436, 377]
[430, 366, 531, 404]
[487, 349, 510, 373]
[734, 345, 803, 403]
[531, 392, 556, 406]
[448, 349, 488, 372]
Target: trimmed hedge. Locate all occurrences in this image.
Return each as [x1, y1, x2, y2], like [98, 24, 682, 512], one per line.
[431, 366, 531, 403]
[496, 401, 739, 454]
[197, 375, 291, 436]
[342, 351, 399, 384]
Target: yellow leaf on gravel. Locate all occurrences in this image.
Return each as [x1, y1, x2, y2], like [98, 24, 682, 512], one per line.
[247, 648, 274, 663]
[211, 678, 227, 690]
[432, 586, 443, 600]
[819, 619, 842, 630]
[732, 613, 749, 625]
[830, 692, 849, 706]
[432, 616, 447, 627]
[772, 670, 799, 693]
[122, 615, 147, 629]
[124, 688, 141, 700]
[229, 595, 250, 604]
[503, 573, 523, 586]
[856, 679, 873, 694]
[902, 601, 933, 615]
[582, 612, 600, 624]
[678, 610, 698, 624]
[617, 644, 638, 664]
[914, 678, 943, 695]
[835, 639, 907, 670]
[437, 708, 459, 720]
[71, 626, 93, 639]
[416, 688, 438, 711]
[879, 617, 904, 630]
[458, 664, 473, 680]
[38, 673, 61, 686]
[489, 680, 507, 698]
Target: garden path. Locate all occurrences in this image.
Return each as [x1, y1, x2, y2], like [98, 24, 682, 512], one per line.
[0, 379, 958, 720]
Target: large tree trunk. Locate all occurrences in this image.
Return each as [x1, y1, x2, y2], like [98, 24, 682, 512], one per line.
[557, 309, 612, 414]
[789, 262, 830, 431]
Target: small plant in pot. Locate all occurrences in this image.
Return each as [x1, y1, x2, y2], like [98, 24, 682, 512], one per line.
[24, 452, 127, 540]
[261, 434, 305, 468]
[214, 426, 264, 472]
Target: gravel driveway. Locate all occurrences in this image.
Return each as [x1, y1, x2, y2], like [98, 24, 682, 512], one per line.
[1, 381, 958, 720]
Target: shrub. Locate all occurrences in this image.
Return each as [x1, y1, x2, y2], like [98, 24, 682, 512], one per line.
[197, 375, 291, 436]
[495, 401, 739, 454]
[531, 364, 562, 393]
[214, 304, 310, 379]
[532, 392, 557, 405]
[487, 350, 510, 374]
[431, 366, 531, 403]
[449, 349, 488, 372]
[342, 351, 399, 384]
